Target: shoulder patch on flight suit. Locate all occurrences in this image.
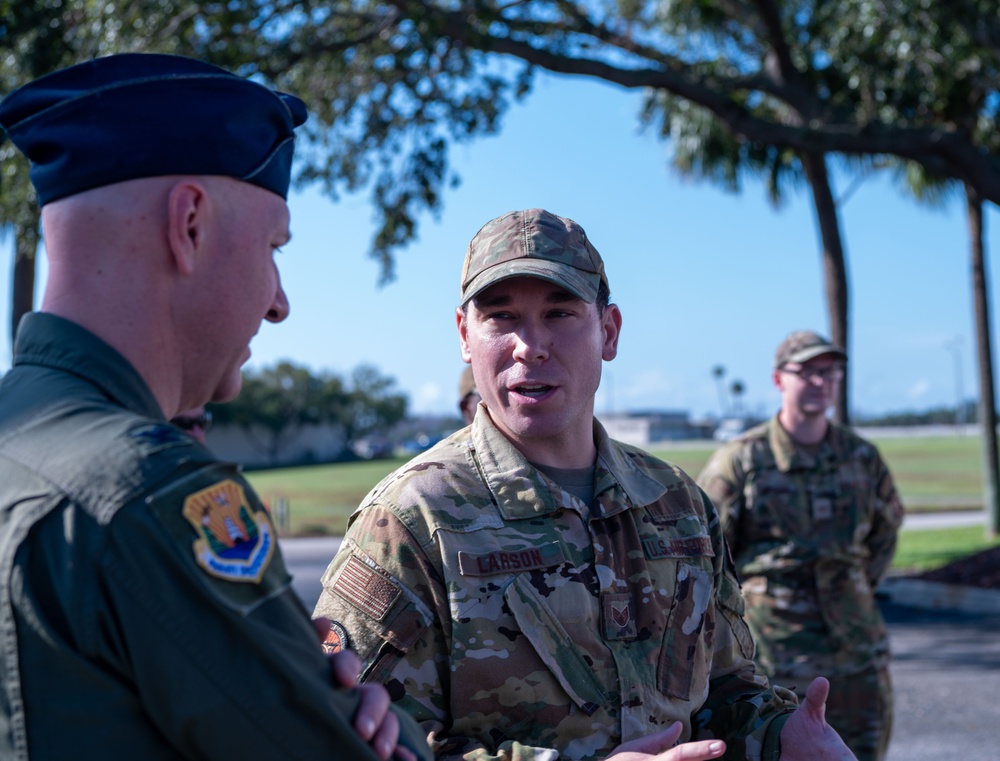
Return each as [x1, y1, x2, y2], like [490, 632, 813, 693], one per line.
[182, 479, 275, 583]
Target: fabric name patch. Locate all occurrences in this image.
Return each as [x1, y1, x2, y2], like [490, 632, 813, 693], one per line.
[182, 479, 274, 583]
[457, 541, 566, 577]
[641, 534, 714, 560]
[334, 555, 401, 621]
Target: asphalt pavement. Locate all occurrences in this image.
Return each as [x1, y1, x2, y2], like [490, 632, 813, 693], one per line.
[280, 511, 1000, 759]
[881, 599, 1000, 760]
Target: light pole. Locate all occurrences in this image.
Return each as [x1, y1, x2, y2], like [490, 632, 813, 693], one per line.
[944, 337, 965, 429]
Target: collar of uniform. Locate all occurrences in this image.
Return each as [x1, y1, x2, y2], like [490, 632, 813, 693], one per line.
[470, 411, 563, 520]
[591, 418, 670, 514]
[766, 414, 841, 473]
[13, 312, 164, 419]
[470, 412, 668, 520]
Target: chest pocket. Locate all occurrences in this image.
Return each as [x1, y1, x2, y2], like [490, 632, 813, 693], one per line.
[746, 468, 805, 540]
[504, 574, 610, 716]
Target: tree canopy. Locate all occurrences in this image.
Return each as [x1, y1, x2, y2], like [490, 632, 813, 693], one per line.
[242, 0, 1000, 280]
[7, 0, 1000, 288]
[209, 360, 407, 463]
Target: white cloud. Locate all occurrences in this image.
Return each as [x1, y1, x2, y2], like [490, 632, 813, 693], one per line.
[411, 381, 446, 414]
[905, 379, 932, 401]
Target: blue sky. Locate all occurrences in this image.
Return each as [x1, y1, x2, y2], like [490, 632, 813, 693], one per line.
[4, 72, 999, 422]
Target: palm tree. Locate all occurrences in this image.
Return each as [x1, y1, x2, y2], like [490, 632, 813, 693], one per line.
[729, 380, 746, 419]
[712, 365, 729, 417]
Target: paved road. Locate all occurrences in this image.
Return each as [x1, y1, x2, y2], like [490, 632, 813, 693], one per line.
[281, 530, 1000, 759]
[882, 599, 1000, 760]
[903, 509, 986, 531]
[282, 536, 339, 612]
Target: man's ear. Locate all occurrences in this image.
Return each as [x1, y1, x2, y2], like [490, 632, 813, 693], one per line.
[166, 180, 209, 276]
[601, 304, 622, 362]
[457, 307, 473, 362]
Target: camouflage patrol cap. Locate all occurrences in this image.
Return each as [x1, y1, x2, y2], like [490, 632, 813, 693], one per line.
[460, 208, 609, 305]
[774, 330, 847, 368]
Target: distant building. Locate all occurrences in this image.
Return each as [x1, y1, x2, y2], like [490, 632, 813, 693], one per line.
[207, 423, 348, 468]
[599, 410, 711, 448]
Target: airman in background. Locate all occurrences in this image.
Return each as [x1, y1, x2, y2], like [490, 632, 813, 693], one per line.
[458, 366, 481, 425]
[698, 330, 904, 761]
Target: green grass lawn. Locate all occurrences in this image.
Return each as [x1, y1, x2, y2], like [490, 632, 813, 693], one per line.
[892, 524, 1000, 573]
[246, 434, 1000, 576]
[649, 434, 987, 512]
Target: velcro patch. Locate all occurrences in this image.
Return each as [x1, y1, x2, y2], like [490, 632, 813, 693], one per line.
[812, 497, 834, 521]
[641, 534, 714, 560]
[457, 541, 566, 576]
[320, 620, 350, 655]
[334, 556, 401, 621]
[182, 479, 274, 583]
[601, 592, 637, 641]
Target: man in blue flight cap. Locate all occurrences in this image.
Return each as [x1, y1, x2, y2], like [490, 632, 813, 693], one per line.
[0, 54, 430, 761]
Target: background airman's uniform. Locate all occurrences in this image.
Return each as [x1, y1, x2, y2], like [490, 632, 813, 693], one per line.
[315, 411, 799, 761]
[698, 415, 904, 761]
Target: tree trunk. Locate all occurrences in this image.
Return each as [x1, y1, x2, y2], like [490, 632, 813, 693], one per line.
[965, 183, 1000, 538]
[10, 209, 41, 353]
[800, 150, 851, 424]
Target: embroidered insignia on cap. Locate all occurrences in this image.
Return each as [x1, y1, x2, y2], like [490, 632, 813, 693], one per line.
[320, 621, 350, 654]
[334, 556, 400, 621]
[182, 480, 274, 583]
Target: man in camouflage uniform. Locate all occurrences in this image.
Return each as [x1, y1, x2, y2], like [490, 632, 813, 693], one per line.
[315, 209, 859, 761]
[697, 331, 904, 761]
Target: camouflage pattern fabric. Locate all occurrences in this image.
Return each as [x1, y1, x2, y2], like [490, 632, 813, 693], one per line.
[315, 412, 799, 761]
[460, 208, 608, 305]
[698, 415, 904, 761]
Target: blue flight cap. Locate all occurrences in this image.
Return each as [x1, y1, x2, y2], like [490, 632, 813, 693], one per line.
[0, 53, 309, 205]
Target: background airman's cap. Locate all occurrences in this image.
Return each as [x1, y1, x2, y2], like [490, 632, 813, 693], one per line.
[459, 366, 477, 401]
[460, 208, 609, 305]
[774, 330, 847, 368]
[0, 53, 308, 205]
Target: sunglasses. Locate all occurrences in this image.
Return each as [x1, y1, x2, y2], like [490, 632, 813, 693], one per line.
[171, 410, 213, 432]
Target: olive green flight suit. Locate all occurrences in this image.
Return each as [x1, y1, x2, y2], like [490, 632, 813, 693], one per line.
[0, 313, 430, 761]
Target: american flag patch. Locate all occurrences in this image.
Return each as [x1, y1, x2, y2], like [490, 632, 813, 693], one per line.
[334, 555, 400, 620]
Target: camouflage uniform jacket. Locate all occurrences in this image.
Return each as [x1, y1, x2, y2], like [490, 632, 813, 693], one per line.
[314, 411, 798, 761]
[0, 313, 430, 761]
[697, 415, 904, 680]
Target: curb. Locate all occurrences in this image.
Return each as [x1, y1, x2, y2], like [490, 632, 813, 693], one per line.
[879, 577, 1000, 615]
